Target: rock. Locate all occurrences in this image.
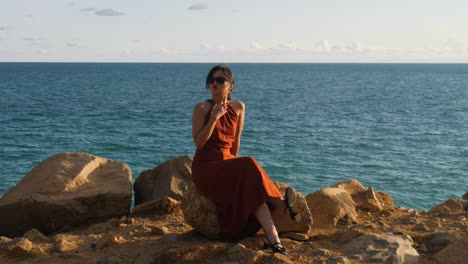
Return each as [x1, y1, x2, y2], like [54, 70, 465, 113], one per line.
[0, 236, 13, 247]
[434, 232, 468, 264]
[156, 244, 225, 263]
[342, 233, 419, 264]
[148, 226, 170, 236]
[428, 232, 458, 252]
[331, 179, 366, 194]
[305, 187, 358, 227]
[271, 182, 313, 234]
[181, 185, 220, 239]
[163, 233, 179, 242]
[227, 243, 252, 260]
[254, 250, 293, 264]
[133, 155, 193, 205]
[304, 247, 331, 256]
[281, 232, 309, 241]
[54, 238, 78, 252]
[96, 234, 127, 249]
[353, 187, 383, 212]
[414, 223, 429, 231]
[131, 196, 182, 219]
[429, 199, 466, 216]
[89, 222, 113, 234]
[23, 228, 49, 243]
[182, 182, 312, 239]
[0, 152, 132, 237]
[463, 193, 468, 200]
[4, 238, 33, 257]
[327, 256, 351, 264]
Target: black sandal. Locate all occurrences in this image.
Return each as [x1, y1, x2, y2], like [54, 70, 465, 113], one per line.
[263, 239, 288, 255]
[285, 186, 302, 222]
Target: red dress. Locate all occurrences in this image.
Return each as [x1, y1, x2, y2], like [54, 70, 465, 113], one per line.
[192, 102, 283, 240]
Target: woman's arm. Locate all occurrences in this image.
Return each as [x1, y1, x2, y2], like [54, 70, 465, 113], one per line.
[192, 101, 228, 149]
[230, 101, 245, 157]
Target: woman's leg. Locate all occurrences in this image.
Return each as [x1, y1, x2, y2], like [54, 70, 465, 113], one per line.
[255, 203, 281, 244]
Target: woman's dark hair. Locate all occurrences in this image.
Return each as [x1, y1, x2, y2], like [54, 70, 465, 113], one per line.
[205, 64, 235, 100]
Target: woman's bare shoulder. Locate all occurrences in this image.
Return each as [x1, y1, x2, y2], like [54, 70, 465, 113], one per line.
[229, 100, 245, 115]
[194, 101, 212, 113]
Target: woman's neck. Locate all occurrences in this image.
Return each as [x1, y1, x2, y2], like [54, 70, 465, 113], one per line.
[211, 96, 228, 104]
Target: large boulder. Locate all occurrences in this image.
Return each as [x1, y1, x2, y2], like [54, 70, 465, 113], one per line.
[433, 232, 468, 264]
[181, 185, 220, 239]
[331, 179, 366, 194]
[182, 182, 313, 239]
[332, 179, 394, 211]
[133, 155, 193, 206]
[341, 233, 420, 264]
[306, 187, 358, 227]
[0, 152, 132, 238]
[428, 199, 467, 216]
[271, 182, 313, 234]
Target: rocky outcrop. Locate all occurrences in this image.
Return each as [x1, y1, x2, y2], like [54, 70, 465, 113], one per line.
[0, 152, 132, 238]
[0, 153, 466, 263]
[181, 185, 220, 239]
[428, 199, 467, 216]
[271, 182, 313, 234]
[131, 196, 183, 220]
[331, 179, 366, 194]
[306, 187, 358, 227]
[182, 182, 313, 239]
[306, 180, 396, 227]
[341, 233, 420, 264]
[434, 232, 468, 264]
[133, 155, 193, 206]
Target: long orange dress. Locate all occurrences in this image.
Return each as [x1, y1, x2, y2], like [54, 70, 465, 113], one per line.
[192, 102, 283, 240]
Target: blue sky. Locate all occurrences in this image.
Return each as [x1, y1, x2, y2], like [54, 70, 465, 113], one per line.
[1, 0, 467, 62]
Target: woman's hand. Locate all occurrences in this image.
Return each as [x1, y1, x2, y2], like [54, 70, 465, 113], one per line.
[210, 102, 228, 121]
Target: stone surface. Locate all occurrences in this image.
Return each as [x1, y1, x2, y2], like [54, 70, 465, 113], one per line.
[182, 182, 312, 239]
[0, 176, 464, 264]
[434, 232, 468, 264]
[0, 152, 132, 238]
[429, 199, 466, 216]
[281, 232, 309, 241]
[131, 196, 182, 219]
[133, 155, 193, 206]
[54, 238, 78, 252]
[306, 187, 358, 227]
[96, 234, 127, 249]
[342, 233, 419, 264]
[23, 228, 49, 243]
[4, 238, 34, 257]
[331, 179, 366, 194]
[181, 184, 220, 239]
[272, 182, 313, 234]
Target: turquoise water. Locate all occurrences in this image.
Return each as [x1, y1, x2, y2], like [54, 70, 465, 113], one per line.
[1, 63, 467, 210]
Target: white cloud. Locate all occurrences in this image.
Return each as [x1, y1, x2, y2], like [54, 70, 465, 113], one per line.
[250, 41, 266, 50]
[278, 42, 298, 51]
[188, 3, 208, 11]
[314, 40, 331, 52]
[66, 41, 81, 48]
[81, 8, 124, 16]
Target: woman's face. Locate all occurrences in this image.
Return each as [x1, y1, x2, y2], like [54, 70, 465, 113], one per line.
[208, 70, 233, 98]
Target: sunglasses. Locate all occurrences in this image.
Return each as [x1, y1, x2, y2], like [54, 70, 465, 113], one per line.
[207, 76, 228, 85]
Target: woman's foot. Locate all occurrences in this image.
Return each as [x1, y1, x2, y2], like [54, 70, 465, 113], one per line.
[263, 239, 288, 255]
[285, 186, 302, 222]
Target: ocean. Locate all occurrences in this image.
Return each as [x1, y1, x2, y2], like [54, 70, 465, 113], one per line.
[0, 63, 467, 210]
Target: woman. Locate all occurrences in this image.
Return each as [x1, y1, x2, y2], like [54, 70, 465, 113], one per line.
[191, 64, 300, 255]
